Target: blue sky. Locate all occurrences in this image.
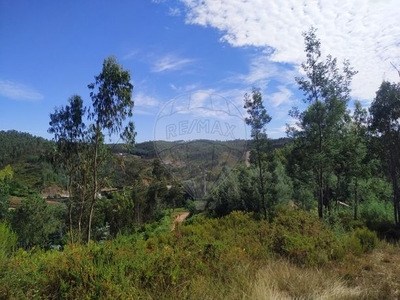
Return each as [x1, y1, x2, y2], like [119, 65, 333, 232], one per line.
[1, 0, 399, 143]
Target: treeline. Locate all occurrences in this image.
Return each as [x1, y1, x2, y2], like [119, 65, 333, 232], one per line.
[1, 27, 400, 252]
[0, 57, 189, 248]
[113, 138, 290, 158]
[0, 130, 61, 194]
[0, 130, 52, 168]
[1, 27, 400, 298]
[208, 28, 400, 239]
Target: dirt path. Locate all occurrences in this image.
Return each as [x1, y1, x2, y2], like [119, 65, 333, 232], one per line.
[171, 212, 190, 231]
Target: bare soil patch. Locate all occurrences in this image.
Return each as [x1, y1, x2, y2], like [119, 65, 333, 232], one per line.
[171, 211, 190, 231]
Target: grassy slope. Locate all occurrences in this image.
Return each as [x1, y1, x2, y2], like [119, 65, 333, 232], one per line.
[1, 209, 399, 299]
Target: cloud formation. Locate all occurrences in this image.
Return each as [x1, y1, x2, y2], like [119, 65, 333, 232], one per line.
[180, 0, 400, 102]
[168, 7, 181, 17]
[134, 92, 160, 107]
[152, 54, 196, 73]
[0, 80, 44, 102]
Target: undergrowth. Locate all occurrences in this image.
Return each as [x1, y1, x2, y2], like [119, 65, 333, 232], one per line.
[0, 208, 392, 299]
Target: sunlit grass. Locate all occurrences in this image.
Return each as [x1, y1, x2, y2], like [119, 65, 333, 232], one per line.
[247, 260, 362, 300]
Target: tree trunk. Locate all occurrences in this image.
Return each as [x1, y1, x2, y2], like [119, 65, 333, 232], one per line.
[317, 122, 324, 219]
[389, 147, 400, 226]
[67, 177, 74, 245]
[88, 125, 100, 244]
[353, 178, 358, 221]
[255, 135, 267, 220]
[318, 170, 324, 219]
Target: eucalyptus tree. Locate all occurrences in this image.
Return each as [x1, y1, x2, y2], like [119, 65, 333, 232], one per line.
[244, 87, 272, 219]
[48, 95, 87, 243]
[49, 56, 136, 243]
[86, 56, 135, 242]
[334, 101, 368, 220]
[289, 27, 357, 218]
[349, 101, 368, 220]
[369, 81, 400, 225]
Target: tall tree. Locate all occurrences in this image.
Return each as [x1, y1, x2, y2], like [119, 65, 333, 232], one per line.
[289, 27, 357, 218]
[86, 56, 136, 243]
[48, 56, 136, 243]
[48, 95, 87, 243]
[369, 81, 400, 226]
[347, 101, 368, 220]
[244, 87, 272, 219]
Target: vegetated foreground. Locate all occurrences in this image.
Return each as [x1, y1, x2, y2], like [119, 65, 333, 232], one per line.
[1, 209, 399, 299]
[1, 28, 400, 299]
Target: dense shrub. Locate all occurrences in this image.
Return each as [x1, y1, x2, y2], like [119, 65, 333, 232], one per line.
[0, 209, 384, 299]
[0, 222, 17, 263]
[270, 207, 339, 266]
[353, 227, 378, 253]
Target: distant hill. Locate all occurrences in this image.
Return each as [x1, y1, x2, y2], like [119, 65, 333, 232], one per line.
[0, 130, 58, 195]
[112, 137, 291, 159]
[1, 130, 292, 197]
[0, 130, 53, 168]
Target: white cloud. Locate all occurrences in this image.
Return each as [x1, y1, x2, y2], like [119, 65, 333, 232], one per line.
[122, 50, 138, 60]
[134, 109, 154, 116]
[169, 83, 198, 92]
[229, 54, 299, 91]
[237, 54, 277, 88]
[134, 92, 160, 107]
[0, 80, 44, 101]
[168, 7, 181, 16]
[180, 0, 400, 102]
[268, 125, 289, 139]
[269, 85, 293, 108]
[152, 54, 196, 73]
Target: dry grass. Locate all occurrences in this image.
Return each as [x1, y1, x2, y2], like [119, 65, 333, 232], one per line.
[341, 242, 400, 299]
[162, 243, 400, 300]
[247, 260, 363, 300]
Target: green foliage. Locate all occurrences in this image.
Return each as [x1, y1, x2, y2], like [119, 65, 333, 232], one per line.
[209, 154, 292, 218]
[357, 177, 394, 231]
[369, 80, 400, 225]
[99, 189, 136, 237]
[47, 56, 136, 244]
[336, 234, 364, 257]
[289, 27, 357, 219]
[0, 211, 267, 299]
[0, 130, 52, 168]
[244, 87, 272, 219]
[207, 167, 243, 216]
[10, 194, 65, 249]
[360, 198, 393, 230]
[270, 207, 338, 266]
[0, 208, 390, 299]
[0, 222, 17, 263]
[265, 154, 293, 211]
[0, 165, 13, 220]
[334, 227, 378, 258]
[353, 228, 378, 253]
[185, 200, 197, 215]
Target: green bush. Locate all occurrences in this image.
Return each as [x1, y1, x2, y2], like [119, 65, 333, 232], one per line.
[185, 200, 197, 215]
[0, 209, 380, 299]
[353, 228, 378, 253]
[270, 207, 339, 266]
[0, 222, 17, 263]
[340, 234, 363, 257]
[361, 199, 393, 230]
